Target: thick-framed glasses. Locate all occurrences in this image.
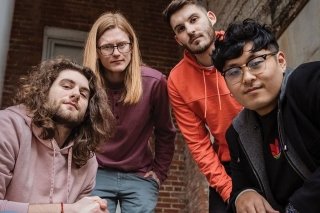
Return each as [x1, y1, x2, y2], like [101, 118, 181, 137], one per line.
[97, 42, 132, 56]
[222, 52, 278, 85]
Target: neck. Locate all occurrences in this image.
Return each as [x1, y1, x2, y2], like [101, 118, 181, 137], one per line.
[194, 43, 215, 67]
[105, 71, 125, 84]
[54, 124, 72, 148]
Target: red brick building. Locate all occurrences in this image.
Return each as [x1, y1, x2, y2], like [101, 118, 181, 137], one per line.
[0, 0, 312, 212]
[0, 1, 201, 212]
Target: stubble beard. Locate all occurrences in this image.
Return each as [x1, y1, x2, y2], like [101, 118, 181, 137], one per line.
[47, 101, 86, 128]
[185, 23, 215, 55]
[185, 39, 213, 55]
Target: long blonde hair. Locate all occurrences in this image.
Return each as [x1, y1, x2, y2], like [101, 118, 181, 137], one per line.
[83, 12, 142, 104]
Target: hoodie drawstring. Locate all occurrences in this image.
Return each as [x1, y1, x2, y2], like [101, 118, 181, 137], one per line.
[202, 69, 222, 119]
[49, 139, 56, 203]
[49, 139, 72, 203]
[66, 147, 72, 203]
[216, 70, 222, 111]
[202, 70, 208, 119]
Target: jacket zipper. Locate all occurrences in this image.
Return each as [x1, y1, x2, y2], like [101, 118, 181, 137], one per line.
[277, 108, 306, 180]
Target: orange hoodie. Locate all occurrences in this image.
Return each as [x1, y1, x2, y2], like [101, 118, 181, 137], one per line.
[168, 51, 242, 201]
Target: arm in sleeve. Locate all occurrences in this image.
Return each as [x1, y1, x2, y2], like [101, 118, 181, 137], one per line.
[167, 77, 231, 201]
[285, 62, 320, 213]
[226, 125, 264, 211]
[289, 168, 320, 213]
[0, 111, 29, 213]
[75, 156, 98, 200]
[151, 75, 176, 184]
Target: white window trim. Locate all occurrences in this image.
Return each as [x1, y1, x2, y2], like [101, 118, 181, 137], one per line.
[42, 26, 87, 60]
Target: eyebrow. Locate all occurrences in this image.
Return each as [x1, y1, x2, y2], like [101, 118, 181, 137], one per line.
[102, 41, 129, 45]
[173, 13, 198, 32]
[225, 52, 262, 69]
[60, 79, 90, 93]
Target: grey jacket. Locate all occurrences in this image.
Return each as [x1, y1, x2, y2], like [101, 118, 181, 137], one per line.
[231, 68, 312, 211]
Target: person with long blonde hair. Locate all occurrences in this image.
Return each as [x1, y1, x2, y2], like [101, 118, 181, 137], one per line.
[83, 12, 176, 213]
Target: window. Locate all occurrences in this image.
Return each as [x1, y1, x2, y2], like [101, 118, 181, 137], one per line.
[42, 27, 87, 64]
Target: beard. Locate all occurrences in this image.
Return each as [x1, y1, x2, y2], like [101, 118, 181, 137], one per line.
[184, 38, 213, 54]
[46, 101, 86, 128]
[184, 21, 216, 55]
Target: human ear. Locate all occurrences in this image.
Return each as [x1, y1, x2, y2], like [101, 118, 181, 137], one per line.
[207, 11, 217, 26]
[277, 51, 287, 72]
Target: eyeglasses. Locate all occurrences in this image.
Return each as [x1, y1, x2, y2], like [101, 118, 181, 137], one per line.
[222, 52, 278, 85]
[97, 42, 132, 56]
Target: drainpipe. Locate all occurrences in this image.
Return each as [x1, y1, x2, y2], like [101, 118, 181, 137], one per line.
[0, 0, 15, 106]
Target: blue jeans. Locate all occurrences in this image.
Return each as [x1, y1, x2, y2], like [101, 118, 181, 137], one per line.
[93, 168, 159, 213]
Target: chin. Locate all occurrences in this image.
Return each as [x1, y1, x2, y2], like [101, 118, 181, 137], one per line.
[243, 100, 261, 111]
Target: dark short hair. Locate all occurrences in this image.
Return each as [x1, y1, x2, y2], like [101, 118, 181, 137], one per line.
[162, 0, 207, 25]
[212, 19, 279, 72]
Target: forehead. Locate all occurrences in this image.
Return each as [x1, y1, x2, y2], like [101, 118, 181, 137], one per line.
[170, 4, 206, 27]
[98, 27, 130, 44]
[55, 69, 89, 89]
[224, 42, 266, 67]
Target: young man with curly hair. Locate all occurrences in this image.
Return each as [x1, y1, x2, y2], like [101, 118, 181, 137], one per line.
[0, 58, 115, 213]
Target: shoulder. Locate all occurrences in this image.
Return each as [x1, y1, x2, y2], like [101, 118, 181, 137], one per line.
[168, 58, 188, 81]
[286, 61, 320, 97]
[232, 109, 251, 129]
[0, 106, 30, 156]
[80, 155, 98, 175]
[0, 105, 29, 127]
[226, 124, 238, 142]
[141, 66, 165, 80]
[87, 155, 99, 169]
[289, 61, 320, 85]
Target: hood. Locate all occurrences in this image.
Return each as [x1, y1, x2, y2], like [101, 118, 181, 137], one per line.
[183, 50, 217, 75]
[6, 104, 32, 127]
[7, 104, 74, 151]
[6, 104, 73, 203]
[183, 51, 223, 118]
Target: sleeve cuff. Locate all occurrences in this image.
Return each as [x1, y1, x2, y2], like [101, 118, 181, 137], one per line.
[235, 189, 257, 205]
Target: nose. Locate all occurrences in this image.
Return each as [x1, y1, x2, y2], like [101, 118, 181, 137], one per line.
[242, 67, 256, 86]
[70, 89, 80, 102]
[186, 24, 195, 35]
[112, 46, 121, 56]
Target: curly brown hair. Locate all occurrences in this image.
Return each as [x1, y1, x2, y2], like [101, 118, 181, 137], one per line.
[14, 57, 115, 168]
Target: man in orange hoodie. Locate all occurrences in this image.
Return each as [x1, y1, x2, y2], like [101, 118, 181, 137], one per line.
[163, 1, 242, 212]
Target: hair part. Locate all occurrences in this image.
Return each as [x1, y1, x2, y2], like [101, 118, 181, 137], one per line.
[83, 12, 143, 105]
[162, 0, 207, 26]
[14, 57, 115, 168]
[212, 18, 279, 72]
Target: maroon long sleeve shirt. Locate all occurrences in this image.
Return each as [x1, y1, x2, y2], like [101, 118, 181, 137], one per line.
[96, 66, 176, 183]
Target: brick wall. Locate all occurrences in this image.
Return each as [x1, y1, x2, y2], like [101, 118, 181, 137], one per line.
[2, 0, 182, 107]
[2, 0, 207, 212]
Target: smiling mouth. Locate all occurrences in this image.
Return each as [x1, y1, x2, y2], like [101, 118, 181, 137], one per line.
[244, 87, 260, 94]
